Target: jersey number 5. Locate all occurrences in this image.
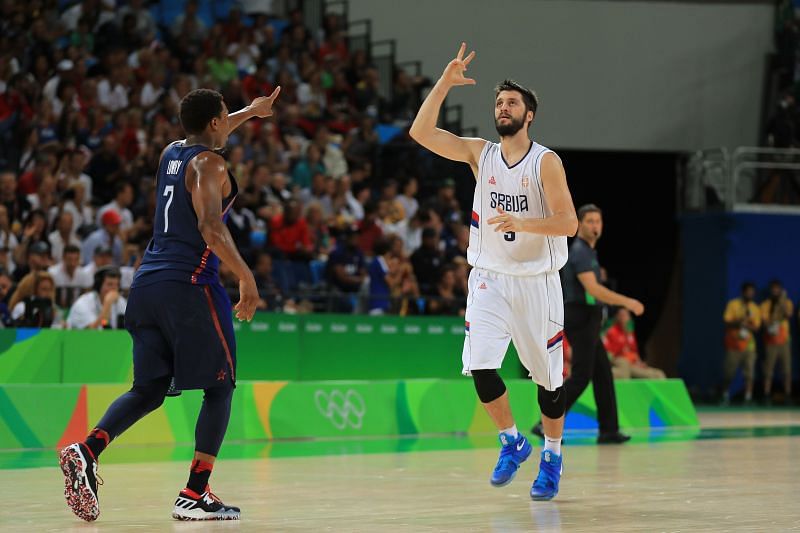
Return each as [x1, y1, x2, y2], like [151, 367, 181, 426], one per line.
[163, 185, 174, 233]
[504, 231, 516, 242]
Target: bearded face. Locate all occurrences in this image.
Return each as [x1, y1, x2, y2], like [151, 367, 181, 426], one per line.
[494, 90, 531, 138]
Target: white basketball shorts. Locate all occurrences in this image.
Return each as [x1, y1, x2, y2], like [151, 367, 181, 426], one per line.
[461, 267, 565, 391]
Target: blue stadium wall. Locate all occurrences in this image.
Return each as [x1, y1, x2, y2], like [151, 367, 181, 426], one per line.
[679, 213, 799, 395]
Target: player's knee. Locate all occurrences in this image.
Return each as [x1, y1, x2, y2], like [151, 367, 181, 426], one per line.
[472, 369, 506, 404]
[132, 376, 171, 412]
[203, 383, 234, 405]
[538, 385, 566, 419]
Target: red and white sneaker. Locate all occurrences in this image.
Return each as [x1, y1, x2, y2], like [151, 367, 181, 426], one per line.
[59, 443, 102, 522]
[172, 486, 241, 521]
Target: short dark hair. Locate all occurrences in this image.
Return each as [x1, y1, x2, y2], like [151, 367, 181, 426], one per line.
[115, 181, 132, 197]
[63, 244, 81, 255]
[741, 281, 756, 293]
[577, 204, 602, 222]
[179, 89, 224, 135]
[495, 79, 538, 117]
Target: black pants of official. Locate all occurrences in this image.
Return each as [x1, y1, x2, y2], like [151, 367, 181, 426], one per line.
[562, 303, 619, 433]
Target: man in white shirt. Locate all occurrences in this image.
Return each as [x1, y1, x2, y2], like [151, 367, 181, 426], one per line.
[49, 244, 92, 309]
[97, 66, 130, 113]
[67, 267, 127, 330]
[96, 182, 135, 232]
[48, 211, 82, 263]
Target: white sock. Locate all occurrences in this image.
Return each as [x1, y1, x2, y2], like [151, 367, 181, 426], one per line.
[544, 435, 561, 455]
[499, 425, 519, 438]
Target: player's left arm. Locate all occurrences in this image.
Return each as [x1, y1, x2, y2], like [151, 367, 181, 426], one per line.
[487, 153, 578, 236]
[225, 86, 281, 135]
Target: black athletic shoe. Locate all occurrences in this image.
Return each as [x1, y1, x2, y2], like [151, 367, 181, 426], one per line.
[165, 377, 182, 397]
[59, 443, 102, 522]
[597, 431, 631, 444]
[531, 422, 544, 440]
[172, 486, 240, 521]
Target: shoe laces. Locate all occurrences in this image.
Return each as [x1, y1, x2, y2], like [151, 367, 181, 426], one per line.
[92, 461, 104, 487]
[204, 485, 222, 504]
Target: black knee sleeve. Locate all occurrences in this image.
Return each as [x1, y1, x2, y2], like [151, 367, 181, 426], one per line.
[538, 385, 566, 419]
[472, 369, 507, 403]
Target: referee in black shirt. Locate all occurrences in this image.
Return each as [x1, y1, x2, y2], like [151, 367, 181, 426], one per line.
[533, 204, 643, 444]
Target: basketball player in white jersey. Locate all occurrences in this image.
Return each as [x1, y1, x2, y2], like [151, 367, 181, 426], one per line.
[410, 43, 578, 500]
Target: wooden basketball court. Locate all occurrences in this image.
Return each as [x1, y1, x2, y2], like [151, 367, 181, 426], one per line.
[2, 410, 799, 532]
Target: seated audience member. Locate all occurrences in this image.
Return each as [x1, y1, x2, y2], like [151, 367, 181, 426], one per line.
[252, 251, 283, 311]
[602, 307, 666, 379]
[268, 199, 313, 260]
[66, 267, 127, 329]
[326, 226, 367, 312]
[80, 246, 114, 279]
[411, 227, 444, 296]
[13, 240, 52, 282]
[48, 211, 81, 264]
[10, 271, 58, 327]
[425, 264, 466, 316]
[81, 210, 124, 266]
[48, 244, 92, 308]
[0, 270, 13, 326]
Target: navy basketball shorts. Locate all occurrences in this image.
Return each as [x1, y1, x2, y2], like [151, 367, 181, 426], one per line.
[125, 280, 236, 390]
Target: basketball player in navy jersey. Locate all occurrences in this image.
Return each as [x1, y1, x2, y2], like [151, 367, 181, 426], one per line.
[411, 43, 577, 500]
[59, 86, 280, 522]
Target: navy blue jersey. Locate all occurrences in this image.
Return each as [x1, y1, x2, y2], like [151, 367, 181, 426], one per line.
[133, 141, 238, 288]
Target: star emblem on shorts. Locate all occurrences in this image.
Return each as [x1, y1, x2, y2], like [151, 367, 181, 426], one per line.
[216, 370, 227, 381]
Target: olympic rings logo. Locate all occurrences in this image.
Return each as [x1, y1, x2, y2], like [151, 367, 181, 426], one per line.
[314, 389, 366, 430]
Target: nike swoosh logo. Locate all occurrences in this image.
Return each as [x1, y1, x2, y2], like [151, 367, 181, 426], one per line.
[516, 440, 525, 451]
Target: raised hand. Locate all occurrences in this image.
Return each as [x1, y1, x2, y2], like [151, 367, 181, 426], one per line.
[248, 86, 281, 118]
[441, 42, 476, 88]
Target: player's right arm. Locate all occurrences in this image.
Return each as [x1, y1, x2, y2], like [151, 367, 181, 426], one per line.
[189, 152, 259, 322]
[576, 271, 645, 316]
[409, 43, 486, 177]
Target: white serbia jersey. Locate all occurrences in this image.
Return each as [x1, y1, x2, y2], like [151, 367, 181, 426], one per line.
[467, 141, 568, 276]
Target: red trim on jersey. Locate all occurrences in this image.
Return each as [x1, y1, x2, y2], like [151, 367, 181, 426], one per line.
[203, 285, 235, 381]
[191, 248, 212, 284]
[471, 210, 480, 228]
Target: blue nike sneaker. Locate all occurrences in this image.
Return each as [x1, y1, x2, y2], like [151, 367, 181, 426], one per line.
[490, 432, 532, 487]
[530, 450, 563, 501]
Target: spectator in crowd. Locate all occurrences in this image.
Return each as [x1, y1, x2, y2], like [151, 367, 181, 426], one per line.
[0, 270, 13, 326]
[368, 236, 397, 314]
[722, 282, 762, 405]
[425, 264, 466, 316]
[48, 211, 81, 264]
[80, 246, 114, 279]
[357, 202, 383, 256]
[292, 144, 325, 191]
[13, 240, 51, 282]
[602, 307, 666, 379]
[411, 227, 445, 296]
[9, 271, 58, 327]
[761, 280, 793, 404]
[398, 177, 419, 221]
[66, 266, 126, 330]
[81, 210, 123, 266]
[48, 244, 92, 309]
[268, 199, 313, 261]
[0, 1, 440, 320]
[97, 181, 135, 233]
[326, 227, 367, 312]
[252, 251, 282, 311]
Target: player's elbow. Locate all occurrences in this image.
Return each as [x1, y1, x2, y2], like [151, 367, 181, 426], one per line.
[566, 215, 578, 237]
